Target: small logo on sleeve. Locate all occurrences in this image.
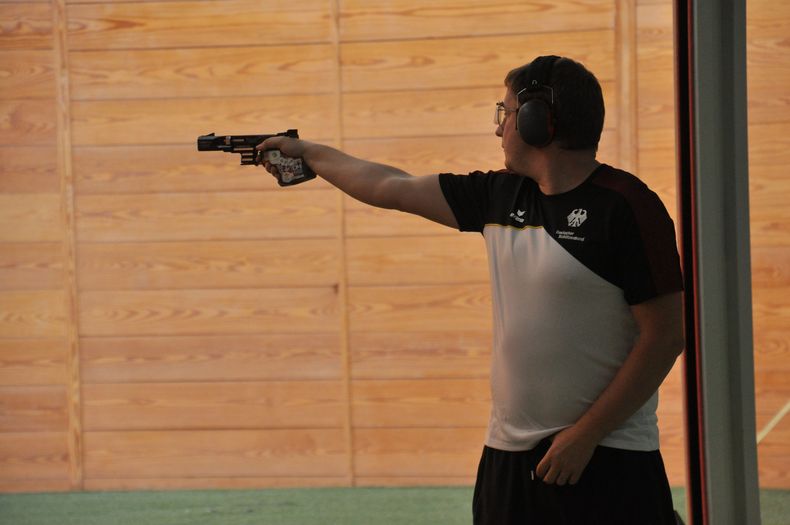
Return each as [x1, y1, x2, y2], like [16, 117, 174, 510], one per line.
[567, 208, 588, 227]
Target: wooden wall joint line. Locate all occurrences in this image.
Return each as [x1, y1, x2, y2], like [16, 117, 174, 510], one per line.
[329, 0, 356, 487]
[615, 0, 639, 173]
[53, 0, 83, 491]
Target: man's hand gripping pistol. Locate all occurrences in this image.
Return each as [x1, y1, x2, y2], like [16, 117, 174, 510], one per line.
[197, 129, 316, 186]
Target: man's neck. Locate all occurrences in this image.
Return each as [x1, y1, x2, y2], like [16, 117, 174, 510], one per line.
[533, 150, 600, 196]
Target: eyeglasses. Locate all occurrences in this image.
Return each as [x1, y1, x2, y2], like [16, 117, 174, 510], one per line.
[494, 101, 518, 126]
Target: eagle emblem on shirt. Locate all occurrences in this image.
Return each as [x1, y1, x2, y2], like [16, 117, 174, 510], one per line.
[567, 208, 588, 227]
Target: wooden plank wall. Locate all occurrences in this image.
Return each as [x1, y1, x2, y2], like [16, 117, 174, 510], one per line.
[0, 0, 786, 493]
[0, 0, 73, 493]
[746, 0, 790, 489]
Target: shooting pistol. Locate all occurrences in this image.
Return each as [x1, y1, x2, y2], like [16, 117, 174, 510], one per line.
[197, 129, 316, 186]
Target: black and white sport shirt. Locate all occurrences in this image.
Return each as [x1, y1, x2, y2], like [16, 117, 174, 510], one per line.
[439, 164, 683, 452]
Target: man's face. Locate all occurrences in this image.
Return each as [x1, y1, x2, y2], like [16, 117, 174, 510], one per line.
[496, 88, 526, 172]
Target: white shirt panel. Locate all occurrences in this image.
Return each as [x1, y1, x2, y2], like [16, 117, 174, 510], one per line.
[483, 224, 659, 451]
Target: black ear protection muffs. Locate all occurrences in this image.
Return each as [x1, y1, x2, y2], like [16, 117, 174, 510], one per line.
[516, 55, 561, 147]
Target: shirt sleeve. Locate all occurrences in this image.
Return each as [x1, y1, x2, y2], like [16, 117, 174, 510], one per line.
[438, 170, 497, 233]
[615, 188, 684, 305]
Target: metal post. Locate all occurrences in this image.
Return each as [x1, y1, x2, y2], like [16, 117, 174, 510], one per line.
[675, 0, 762, 523]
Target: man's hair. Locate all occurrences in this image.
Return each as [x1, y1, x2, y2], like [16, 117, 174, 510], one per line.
[505, 56, 605, 150]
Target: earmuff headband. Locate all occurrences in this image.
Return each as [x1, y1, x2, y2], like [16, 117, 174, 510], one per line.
[515, 56, 561, 147]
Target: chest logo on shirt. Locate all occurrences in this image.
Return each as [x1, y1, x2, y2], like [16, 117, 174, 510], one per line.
[509, 209, 526, 223]
[567, 208, 588, 227]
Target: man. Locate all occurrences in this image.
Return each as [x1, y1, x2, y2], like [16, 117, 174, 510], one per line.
[258, 55, 684, 524]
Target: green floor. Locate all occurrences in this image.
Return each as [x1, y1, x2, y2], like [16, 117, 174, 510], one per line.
[0, 487, 787, 524]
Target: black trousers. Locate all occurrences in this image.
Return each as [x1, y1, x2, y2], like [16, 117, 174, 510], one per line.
[473, 439, 677, 525]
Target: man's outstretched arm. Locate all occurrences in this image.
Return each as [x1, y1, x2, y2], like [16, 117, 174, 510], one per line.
[257, 136, 458, 229]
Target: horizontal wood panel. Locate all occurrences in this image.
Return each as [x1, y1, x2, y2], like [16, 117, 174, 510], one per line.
[751, 221, 790, 248]
[70, 95, 336, 146]
[80, 334, 342, 383]
[70, 44, 335, 100]
[752, 326, 790, 371]
[344, 195, 463, 238]
[596, 130, 622, 168]
[350, 331, 491, 380]
[751, 246, 790, 288]
[0, 339, 67, 386]
[751, 163, 790, 210]
[0, 100, 57, 146]
[752, 290, 790, 340]
[746, 115, 790, 167]
[748, 140, 790, 246]
[749, 153, 790, 209]
[653, 412, 685, 452]
[636, 2, 672, 34]
[637, 74, 674, 131]
[344, 132, 619, 179]
[84, 476, 348, 492]
[746, 40, 790, 125]
[0, 4, 52, 50]
[348, 284, 492, 333]
[79, 288, 340, 337]
[82, 381, 344, 430]
[346, 236, 488, 286]
[0, 478, 71, 493]
[73, 144, 331, 195]
[659, 357, 683, 396]
[635, 4, 672, 62]
[78, 239, 339, 290]
[0, 242, 64, 290]
[746, 7, 790, 68]
[76, 189, 338, 242]
[0, 147, 58, 193]
[356, 476, 473, 487]
[84, 429, 347, 478]
[638, 127, 676, 169]
[0, 432, 68, 480]
[757, 421, 790, 488]
[747, 0, 790, 39]
[0, 50, 55, 99]
[0, 385, 67, 431]
[0, 194, 62, 242]
[353, 428, 484, 477]
[352, 379, 489, 428]
[342, 86, 501, 139]
[344, 135, 505, 177]
[339, 0, 613, 42]
[66, 0, 332, 51]
[753, 380, 790, 432]
[636, 3, 674, 135]
[341, 31, 616, 92]
[342, 82, 617, 139]
[0, 290, 66, 339]
[754, 370, 790, 399]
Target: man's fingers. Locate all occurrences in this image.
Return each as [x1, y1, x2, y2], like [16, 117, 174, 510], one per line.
[568, 472, 581, 485]
[535, 457, 549, 479]
[536, 456, 576, 485]
[554, 472, 570, 486]
[256, 136, 283, 151]
[539, 461, 560, 485]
